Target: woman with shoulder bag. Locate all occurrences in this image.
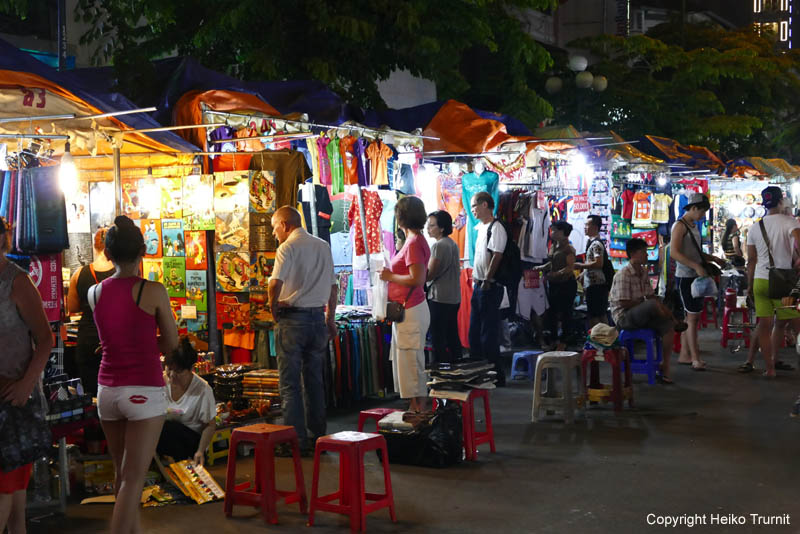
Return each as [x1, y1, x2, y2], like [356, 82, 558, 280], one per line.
[426, 210, 462, 364]
[0, 217, 54, 534]
[380, 197, 431, 413]
[670, 194, 726, 370]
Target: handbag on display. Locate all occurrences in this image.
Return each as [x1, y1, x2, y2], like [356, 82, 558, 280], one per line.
[679, 219, 721, 278]
[758, 219, 798, 299]
[386, 286, 414, 323]
[20, 167, 69, 253]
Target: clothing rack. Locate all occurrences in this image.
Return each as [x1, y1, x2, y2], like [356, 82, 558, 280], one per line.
[208, 133, 316, 144]
[204, 110, 440, 140]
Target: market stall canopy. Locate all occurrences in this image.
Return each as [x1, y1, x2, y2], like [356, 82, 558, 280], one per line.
[766, 158, 800, 178]
[0, 38, 199, 171]
[423, 100, 571, 155]
[637, 135, 726, 174]
[585, 130, 664, 168]
[725, 158, 767, 179]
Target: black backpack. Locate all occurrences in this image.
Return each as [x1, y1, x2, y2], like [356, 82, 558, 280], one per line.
[487, 220, 522, 288]
[588, 237, 615, 290]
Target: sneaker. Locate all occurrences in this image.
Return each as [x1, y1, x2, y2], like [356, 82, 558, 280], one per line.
[791, 398, 800, 418]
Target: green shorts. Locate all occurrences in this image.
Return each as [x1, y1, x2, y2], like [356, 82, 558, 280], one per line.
[753, 278, 800, 319]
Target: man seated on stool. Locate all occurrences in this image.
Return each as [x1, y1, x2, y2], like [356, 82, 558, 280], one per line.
[609, 238, 688, 384]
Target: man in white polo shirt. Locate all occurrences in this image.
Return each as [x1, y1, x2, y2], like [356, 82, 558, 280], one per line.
[269, 206, 337, 453]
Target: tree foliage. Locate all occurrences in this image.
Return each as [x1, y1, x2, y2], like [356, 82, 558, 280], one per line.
[553, 23, 800, 160]
[61, 0, 557, 122]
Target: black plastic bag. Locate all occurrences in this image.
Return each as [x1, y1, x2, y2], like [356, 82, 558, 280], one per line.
[380, 402, 463, 468]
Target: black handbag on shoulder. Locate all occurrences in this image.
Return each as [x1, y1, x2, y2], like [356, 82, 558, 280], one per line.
[758, 219, 798, 299]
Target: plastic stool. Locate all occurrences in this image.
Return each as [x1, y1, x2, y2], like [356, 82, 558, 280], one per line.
[699, 296, 718, 329]
[721, 289, 752, 348]
[357, 408, 403, 433]
[619, 329, 663, 385]
[531, 351, 584, 423]
[206, 427, 232, 466]
[432, 389, 496, 461]
[511, 351, 543, 380]
[224, 424, 307, 524]
[308, 431, 396, 532]
[581, 348, 634, 412]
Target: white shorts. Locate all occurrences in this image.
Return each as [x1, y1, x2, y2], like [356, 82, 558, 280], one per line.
[97, 385, 168, 421]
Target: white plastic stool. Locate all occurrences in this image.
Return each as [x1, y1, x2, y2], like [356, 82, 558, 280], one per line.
[531, 351, 584, 423]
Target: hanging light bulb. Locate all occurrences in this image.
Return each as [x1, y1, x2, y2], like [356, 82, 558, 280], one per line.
[59, 141, 78, 194]
[657, 176, 668, 186]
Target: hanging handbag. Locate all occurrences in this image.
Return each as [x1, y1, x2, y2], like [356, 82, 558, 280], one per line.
[386, 286, 415, 323]
[679, 219, 721, 278]
[758, 219, 798, 299]
[0, 387, 52, 473]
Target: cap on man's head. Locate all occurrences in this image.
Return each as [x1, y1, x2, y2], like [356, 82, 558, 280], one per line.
[761, 186, 784, 209]
[683, 193, 710, 211]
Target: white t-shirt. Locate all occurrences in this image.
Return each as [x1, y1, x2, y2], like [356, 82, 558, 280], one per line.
[746, 214, 800, 280]
[166, 374, 216, 433]
[473, 220, 507, 281]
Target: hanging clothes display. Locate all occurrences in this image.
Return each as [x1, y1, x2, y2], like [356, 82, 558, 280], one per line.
[339, 135, 359, 186]
[461, 170, 499, 265]
[366, 140, 393, 186]
[248, 150, 311, 209]
[327, 137, 344, 195]
[437, 171, 467, 259]
[316, 136, 332, 186]
[347, 189, 383, 256]
[299, 184, 334, 244]
[457, 267, 473, 349]
[354, 138, 370, 186]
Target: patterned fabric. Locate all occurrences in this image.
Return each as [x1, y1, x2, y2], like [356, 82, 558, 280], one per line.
[316, 137, 332, 186]
[584, 238, 606, 287]
[347, 190, 383, 256]
[609, 263, 654, 324]
[0, 262, 32, 380]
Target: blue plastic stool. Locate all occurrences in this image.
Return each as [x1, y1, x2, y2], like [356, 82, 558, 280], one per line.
[619, 329, 663, 385]
[511, 351, 543, 380]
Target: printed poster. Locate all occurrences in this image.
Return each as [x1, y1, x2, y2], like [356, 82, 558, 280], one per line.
[183, 175, 215, 231]
[121, 178, 140, 219]
[138, 178, 161, 219]
[65, 180, 90, 233]
[185, 230, 208, 270]
[249, 290, 273, 324]
[159, 177, 183, 219]
[141, 219, 162, 258]
[161, 219, 185, 257]
[29, 254, 62, 322]
[63, 232, 93, 272]
[249, 170, 276, 213]
[249, 252, 275, 290]
[215, 211, 249, 252]
[186, 313, 208, 333]
[215, 293, 250, 330]
[89, 181, 115, 234]
[142, 258, 163, 284]
[185, 270, 208, 312]
[162, 257, 186, 298]
[169, 297, 189, 335]
[215, 252, 250, 293]
[214, 171, 249, 213]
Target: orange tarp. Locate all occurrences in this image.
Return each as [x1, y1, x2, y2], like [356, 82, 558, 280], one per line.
[422, 100, 572, 155]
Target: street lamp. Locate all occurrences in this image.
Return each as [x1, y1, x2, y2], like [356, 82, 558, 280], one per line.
[544, 55, 608, 129]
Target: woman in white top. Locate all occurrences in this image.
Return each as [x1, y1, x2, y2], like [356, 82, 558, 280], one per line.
[157, 338, 216, 465]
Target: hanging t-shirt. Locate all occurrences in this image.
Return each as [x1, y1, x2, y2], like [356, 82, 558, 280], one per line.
[354, 138, 370, 187]
[306, 137, 320, 184]
[248, 150, 311, 210]
[299, 184, 334, 244]
[316, 136, 332, 186]
[327, 137, 344, 195]
[521, 206, 550, 262]
[339, 135, 359, 186]
[566, 197, 590, 253]
[621, 189, 635, 220]
[347, 189, 383, 256]
[366, 140, 393, 186]
[461, 170, 500, 265]
[631, 191, 653, 226]
[651, 193, 671, 224]
[395, 164, 416, 195]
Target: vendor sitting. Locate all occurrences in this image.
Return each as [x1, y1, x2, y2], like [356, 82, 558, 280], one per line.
[157, 337, 216, 465]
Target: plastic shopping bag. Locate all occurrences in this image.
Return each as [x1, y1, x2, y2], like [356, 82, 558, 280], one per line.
[372, 276, 388, 321]
[691, 276, 717, 299]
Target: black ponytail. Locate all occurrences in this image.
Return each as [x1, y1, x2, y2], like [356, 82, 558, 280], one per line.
[105, 215, 144, 263]
[166, 336, 198, 372]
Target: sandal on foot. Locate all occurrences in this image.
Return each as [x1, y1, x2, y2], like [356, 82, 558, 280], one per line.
[658, 375, 674, 384]
[737, 362, 755, 373]
[691, 362, 706, 371]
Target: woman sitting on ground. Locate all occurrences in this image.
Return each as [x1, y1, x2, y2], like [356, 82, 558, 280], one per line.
[157, 337, 216, 465]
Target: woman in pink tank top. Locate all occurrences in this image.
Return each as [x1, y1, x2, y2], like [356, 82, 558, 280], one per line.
[88, 215, 178, 534]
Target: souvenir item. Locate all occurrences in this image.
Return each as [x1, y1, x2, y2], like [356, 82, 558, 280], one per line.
[185, 270, 208, 312]
[215, 252, 250, 293]
[141, 219, 162, 258]
[162, 257, 186, 297]
[183, 175, 215, 230]
[161, 219, 185, 257]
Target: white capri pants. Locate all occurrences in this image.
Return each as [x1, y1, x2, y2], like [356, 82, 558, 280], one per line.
[390, 300, 430, 399]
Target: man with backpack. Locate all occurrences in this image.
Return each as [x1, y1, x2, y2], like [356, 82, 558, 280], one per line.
[468, 191, 508, 386]
[576, 215, 613, 327]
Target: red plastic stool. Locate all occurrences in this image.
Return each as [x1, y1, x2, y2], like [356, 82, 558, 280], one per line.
[699, 296, 718, 329]
[357, 408, 403, 432]
[432, 389, 496, 461]
[581, 348, 634, 412]
[308, 431, 396, 532]
[224, 423, 307, 524]
[721, 289, 752, 348]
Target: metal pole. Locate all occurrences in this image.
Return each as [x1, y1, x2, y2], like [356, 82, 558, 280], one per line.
[355, 186, 372, 280]
[113, 147, 122, 216]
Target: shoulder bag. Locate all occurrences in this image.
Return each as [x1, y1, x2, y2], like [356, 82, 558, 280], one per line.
[679, 219, 721, 278]
[758, 219, 798, 299]
[386, 286, 415, 323]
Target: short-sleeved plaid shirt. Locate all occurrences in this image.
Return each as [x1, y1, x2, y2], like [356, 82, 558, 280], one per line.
[609, 263, 653, 324]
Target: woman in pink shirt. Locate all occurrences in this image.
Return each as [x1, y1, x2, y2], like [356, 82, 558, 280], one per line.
[380, 197, 431, 412]
[88, 216, 178, 534]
